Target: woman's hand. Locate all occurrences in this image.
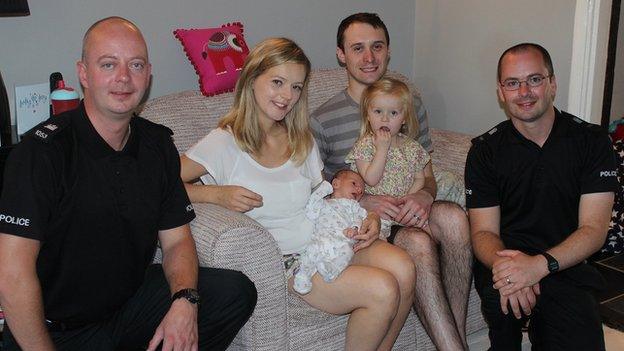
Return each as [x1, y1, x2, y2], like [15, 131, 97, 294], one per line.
[215, 185, 263, 212]
[352, 212, 381, 252]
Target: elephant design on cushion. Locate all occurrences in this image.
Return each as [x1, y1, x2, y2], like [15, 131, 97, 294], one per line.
[201, 30, 248, 75]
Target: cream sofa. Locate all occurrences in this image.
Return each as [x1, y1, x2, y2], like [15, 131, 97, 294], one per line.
[142, 68, 486, 350]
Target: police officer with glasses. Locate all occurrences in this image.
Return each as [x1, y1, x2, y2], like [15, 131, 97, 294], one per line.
[465, 42, 617, 350]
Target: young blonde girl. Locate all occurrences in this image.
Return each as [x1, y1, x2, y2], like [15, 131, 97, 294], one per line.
[345, 77, 431, 231]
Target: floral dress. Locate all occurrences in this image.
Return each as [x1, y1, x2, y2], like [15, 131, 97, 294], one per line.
[345, 133, 430, 197]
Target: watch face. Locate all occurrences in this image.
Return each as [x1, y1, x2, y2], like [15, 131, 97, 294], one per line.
[187, 290, 200, 304]
[173, 288, 200, 305]
[543, 253, 559, 273]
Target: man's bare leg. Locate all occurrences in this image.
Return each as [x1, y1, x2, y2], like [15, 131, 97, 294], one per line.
[430, 201, 472, 344]
[394, 201, 472, 350]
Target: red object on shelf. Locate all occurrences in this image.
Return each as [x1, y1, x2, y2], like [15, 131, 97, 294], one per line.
[50, 80, 80, 116]
[613, 124, 624, 142]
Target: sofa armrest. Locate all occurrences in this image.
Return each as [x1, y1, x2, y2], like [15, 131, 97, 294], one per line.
[193, 203, 290, 350]
[155, 203, 289, 350]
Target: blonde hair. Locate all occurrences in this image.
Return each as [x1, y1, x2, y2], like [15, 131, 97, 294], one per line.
[218, 37, 313, 165]
[359, 77, 418, 139]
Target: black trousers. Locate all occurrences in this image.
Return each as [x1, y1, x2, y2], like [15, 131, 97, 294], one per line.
[3, 264, 257, 351]
[474, 262, 604, 351]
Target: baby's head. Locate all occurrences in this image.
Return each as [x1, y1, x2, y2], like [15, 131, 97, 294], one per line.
[359, 77, 418, 139]
[330, 169, 364, 201]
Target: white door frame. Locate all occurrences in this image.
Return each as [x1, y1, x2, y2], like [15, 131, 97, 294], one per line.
[568, 0, 612, 123]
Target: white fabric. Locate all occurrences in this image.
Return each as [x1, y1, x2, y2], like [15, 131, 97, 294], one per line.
[293, 181, 368, 294]
[186, 128, 324, 254]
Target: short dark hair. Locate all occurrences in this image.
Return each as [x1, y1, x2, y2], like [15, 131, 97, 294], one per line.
[497, 43, 554, 82]
[337, 12, 389, 50]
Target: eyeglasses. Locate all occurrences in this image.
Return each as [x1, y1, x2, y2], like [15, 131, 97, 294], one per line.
[500, 74, 552, 91]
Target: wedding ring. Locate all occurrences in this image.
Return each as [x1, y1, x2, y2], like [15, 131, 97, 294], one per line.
[506, 276, 512, 285]
[414, 214, 420, 220]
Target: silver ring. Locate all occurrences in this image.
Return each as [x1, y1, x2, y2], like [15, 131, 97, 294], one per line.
[506, 276, 512, 285]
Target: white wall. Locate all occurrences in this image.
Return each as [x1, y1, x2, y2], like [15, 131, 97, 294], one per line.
[413, 0, 576, 135]
[611, 1, 624, 122]
[0, 0, 415, 125]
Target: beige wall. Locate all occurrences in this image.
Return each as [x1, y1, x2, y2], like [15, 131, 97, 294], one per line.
[413, 0, 576, 135]
[0, 0, 416, 125]
[611, 2, 624, 122]
[1, 1, 605, 135]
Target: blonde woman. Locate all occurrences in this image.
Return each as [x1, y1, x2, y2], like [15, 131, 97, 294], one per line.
[180, 38, 415, 351]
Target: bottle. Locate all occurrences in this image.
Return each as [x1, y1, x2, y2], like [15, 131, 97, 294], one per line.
[50, 80, 80, 116]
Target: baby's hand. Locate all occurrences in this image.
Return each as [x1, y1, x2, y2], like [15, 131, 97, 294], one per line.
[343, 226, 358, 239]
[373, 128, 392, 151]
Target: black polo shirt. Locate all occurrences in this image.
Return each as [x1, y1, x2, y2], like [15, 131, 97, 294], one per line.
[465, 109, 617, 286]
[0, 104, 195, 324]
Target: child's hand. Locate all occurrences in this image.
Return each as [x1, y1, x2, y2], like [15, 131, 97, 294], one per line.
[373, 128, 392, 151]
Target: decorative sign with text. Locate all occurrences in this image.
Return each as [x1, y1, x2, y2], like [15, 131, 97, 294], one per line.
[15, 82, 49, 136]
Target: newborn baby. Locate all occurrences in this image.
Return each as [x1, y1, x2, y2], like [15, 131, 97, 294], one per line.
[293, 170, 368, 294]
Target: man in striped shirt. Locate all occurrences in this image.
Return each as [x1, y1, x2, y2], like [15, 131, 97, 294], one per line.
[311, 13, 472, 350]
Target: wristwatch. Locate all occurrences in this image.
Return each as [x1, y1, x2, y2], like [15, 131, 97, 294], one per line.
[172, 288, 201, 305]
[540, 252, 559, 274]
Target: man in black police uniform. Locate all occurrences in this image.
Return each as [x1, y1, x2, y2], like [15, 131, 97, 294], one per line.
[0, 17, 256, 350]
[465, 43, 617, 350]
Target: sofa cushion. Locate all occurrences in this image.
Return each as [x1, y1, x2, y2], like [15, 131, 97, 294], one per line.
[174, 22, 249, 96]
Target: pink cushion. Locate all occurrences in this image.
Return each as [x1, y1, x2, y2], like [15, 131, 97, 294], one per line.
[174, 22, 249, 96]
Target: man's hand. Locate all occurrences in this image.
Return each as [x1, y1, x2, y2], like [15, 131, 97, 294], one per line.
[492, 250, 548, 296]
[360, 194, 401, 221]
[500, 284, 541, 319]
[215, 185, 263, 212]
[147, 298, 198, 351]
[395, 190, 434, 227]
[352, 213, 381, 252]
[359, 194, 402, 221]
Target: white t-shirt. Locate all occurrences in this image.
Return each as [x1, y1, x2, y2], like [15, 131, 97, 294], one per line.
[186, 128, 324, 254]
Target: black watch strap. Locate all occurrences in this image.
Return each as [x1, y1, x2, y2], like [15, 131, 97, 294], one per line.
[172, 288, 200, 305]
[541, 252, 559, 274]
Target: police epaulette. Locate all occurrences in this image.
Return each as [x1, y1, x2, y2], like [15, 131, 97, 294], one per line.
[472, 126, 500, 145]
[27, 119, 69, 143]
[571, 115, 604, 132]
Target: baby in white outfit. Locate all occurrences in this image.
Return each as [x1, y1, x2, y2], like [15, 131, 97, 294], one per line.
[293, 170, 368, 294]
